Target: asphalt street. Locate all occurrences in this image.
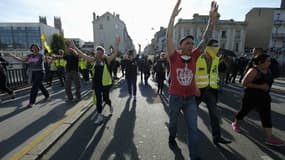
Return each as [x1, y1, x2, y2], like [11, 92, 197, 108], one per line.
[38, 77, 285, 160]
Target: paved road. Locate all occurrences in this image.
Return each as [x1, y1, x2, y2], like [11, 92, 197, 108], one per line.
[0, 81, 92, 160]
[40, 77, 285, 160]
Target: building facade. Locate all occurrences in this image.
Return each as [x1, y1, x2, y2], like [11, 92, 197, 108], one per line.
[270, 9, 285, 53]
[245, 4, 285, 76]
[245, 8, 285, 53]
[174, 14, 246, 56]
[92, 12, 135, 54]
[0, 17, 62, 56]
[149, 27, 167, 55]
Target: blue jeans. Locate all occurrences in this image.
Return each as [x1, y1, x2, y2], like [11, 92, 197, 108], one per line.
[127, 78, 137, 96]
[169, 94, 199, 159]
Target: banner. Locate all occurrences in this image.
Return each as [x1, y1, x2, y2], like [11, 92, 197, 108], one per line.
[41, 33, 52, 54]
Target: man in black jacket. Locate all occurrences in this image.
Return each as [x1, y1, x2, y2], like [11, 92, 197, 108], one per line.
[125, 50, 138, 99]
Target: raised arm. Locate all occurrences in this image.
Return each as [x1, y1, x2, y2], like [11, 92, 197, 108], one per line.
[106, 36, 120, 64]
[197, 1, 219, 51]
[67, 40, 95, 62]
[5, 52, 28, 62]
[166, 0, 182, 59]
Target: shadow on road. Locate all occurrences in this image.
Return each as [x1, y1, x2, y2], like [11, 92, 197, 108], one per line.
[100, 97, 139, 160]
[0, 98, 81, 159]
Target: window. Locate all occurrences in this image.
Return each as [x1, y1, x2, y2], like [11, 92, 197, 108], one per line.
[184, 28, 190, 36]
[282, 40, 285, 48]
[99, 24, 103, 29]
[221, 42, 226, 49]
[276, 13, 281, 20]
[221, 31, 227, 38]
[107, 16, 110, 21]
[235, 30, 241, 39]
[235, 43, 239, 52]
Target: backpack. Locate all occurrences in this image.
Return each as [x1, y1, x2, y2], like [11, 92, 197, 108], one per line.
[269, 58, 281, 78]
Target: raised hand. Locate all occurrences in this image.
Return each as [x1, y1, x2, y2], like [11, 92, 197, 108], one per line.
[172, 0, 182, 18]
[209, 1, 219, 20]
[115, 36, 120, 47]
[66, 40, 75, 48]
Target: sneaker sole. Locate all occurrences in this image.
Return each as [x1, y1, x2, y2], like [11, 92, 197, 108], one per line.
[265, 142, 285, 147]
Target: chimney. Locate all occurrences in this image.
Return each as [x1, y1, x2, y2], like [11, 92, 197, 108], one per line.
[39, 16, 47, 25]
[54, 17, 62, 30]
[116, 14, 120, 19]
[93, 12, 96, 21]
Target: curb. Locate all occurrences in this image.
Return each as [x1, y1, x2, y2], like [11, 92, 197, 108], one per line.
[18, 77, 124, 160]
[21, 100, 93, 160]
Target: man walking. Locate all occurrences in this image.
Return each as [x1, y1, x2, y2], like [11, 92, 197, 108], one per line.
[166, 0, 218, 159]
[195, 39, 231, 145]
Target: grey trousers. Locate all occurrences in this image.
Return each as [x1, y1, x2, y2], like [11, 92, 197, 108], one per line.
[65, 71, 81, 100]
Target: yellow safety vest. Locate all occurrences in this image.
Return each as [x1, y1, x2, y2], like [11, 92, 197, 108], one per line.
[195, 55, 219, 89]
[56, 59, 66, 67]
[91, 61, 112, 86]
[79, 58, 87, 70]
[50, 60, 57, 71]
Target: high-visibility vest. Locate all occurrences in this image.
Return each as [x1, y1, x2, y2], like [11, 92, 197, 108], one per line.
[79, 58, 87, 70]
[50, 60, 57, 71]
[195, 55, 219, 89]
[56, 59, 66, 67]
[91, 61, 112, 86]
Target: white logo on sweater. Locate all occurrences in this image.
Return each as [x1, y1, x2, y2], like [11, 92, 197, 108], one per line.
[176, 65, 193, 86]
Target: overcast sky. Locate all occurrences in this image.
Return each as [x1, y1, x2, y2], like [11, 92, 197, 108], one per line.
[0, 0, 281, 50]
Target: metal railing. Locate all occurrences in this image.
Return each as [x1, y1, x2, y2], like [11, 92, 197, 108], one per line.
[5, 63, 29, 89]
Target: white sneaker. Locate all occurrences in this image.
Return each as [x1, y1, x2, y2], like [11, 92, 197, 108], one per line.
[94, 114, 104, 124]
[109, 105, 113, 114]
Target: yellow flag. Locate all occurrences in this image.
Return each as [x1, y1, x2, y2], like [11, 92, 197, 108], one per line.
[41, 33, 52, 53]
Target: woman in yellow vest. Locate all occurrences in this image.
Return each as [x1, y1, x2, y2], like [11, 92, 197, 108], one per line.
[79, 57, 89, 84]
[67, 37, 120, 124]
[56, 49, 66, 86]
[195, 39, 231, 145]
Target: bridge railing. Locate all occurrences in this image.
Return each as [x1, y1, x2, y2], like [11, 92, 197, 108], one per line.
[5, 63, 29, 89]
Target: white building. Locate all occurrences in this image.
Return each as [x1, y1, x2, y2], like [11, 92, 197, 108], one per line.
[270, 9, 285, 53]
[150, 27, 167, 55]
[92, 12, 135, 54]
[174, 14, 246, 56]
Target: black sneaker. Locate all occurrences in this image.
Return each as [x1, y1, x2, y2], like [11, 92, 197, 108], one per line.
[213, 137, 231, 145]
[168, 137, 178, 148]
